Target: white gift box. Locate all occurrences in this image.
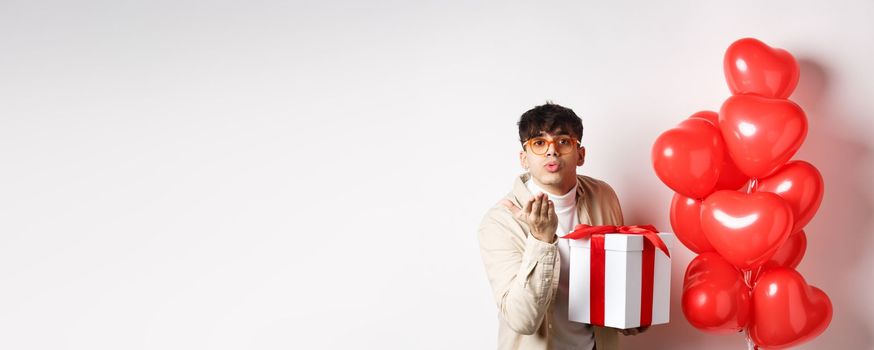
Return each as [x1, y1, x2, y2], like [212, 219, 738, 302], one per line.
[567, 232, 675, 329]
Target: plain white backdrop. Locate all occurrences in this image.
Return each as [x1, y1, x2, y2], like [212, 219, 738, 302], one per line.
[2, 0, 873, 349]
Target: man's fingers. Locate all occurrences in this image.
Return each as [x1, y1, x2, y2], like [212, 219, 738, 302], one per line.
[522, 197, 535, 220]
[618, 327, 646, 336]
[507, 194, 556, 224]
[540, 195, 550, 219]
[531, 194, 542, 218]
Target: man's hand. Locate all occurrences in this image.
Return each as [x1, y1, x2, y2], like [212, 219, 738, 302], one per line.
[500, 193, 558, 243]
[617, 326, 649, 336]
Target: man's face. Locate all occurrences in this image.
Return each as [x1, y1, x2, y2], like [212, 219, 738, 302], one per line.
[519, 131, 586, 191]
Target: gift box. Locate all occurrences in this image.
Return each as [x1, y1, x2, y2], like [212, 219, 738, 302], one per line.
[563, 225, 675, 329]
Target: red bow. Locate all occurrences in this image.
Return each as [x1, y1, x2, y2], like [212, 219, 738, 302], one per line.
[562, 224, 670, 257]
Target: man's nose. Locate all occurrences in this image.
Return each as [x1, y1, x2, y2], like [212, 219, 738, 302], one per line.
[545, 143, 560, 157]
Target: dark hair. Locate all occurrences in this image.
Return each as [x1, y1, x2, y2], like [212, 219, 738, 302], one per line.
[517, 102, 583, 147]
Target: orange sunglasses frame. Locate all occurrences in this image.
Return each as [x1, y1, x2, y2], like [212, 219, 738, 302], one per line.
[523, 136, 580, 155]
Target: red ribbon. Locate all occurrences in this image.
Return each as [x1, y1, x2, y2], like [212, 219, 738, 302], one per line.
[561, 224, 669, 327]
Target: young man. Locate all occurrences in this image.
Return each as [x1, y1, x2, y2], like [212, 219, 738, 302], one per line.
[478, 103, 645, 350]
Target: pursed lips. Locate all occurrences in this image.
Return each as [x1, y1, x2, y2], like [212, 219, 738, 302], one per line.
[544, 161, 560, 171]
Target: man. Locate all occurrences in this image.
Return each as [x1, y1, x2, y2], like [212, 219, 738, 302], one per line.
[478, 103, 646, 350]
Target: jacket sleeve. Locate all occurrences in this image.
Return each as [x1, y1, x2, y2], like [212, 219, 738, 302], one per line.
[478, 211, 561, 335]
[605, 183, 625, 226]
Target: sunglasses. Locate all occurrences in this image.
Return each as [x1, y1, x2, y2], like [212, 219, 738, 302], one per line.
[523, 136, 580, 155]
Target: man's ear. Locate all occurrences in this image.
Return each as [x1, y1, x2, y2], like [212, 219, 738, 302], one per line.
[519, 150, 528, 169]
[577, 146, 586, 166]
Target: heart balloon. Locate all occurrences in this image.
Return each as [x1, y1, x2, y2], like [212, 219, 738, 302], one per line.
[689, 110, 720, 125]
[724, 37, 800, 99]
[652, 118, 725, 199]
[762, 230, 807, 270]
[682, 252, 751, 333]
[689, 111, 749, 191]
[719, 94, 808, 179]
[700, 190, 793, 269]
[714, 158, 749, 192]
[756, 160, 824, 233]
[670, 193, 715, 254]
[749, 267, 832, 349]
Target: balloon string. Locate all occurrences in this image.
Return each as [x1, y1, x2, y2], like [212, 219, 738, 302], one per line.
[747, 178, 759, 194]
[745, 330, 758, 350]
[741, 267, 760, 350]
[750, 265, 764, 289]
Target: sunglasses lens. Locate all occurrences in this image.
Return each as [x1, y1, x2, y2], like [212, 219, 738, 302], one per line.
[557, 137, 575, 152]
[529, 138, 548, 154]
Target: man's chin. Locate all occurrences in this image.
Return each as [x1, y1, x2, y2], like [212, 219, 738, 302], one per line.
[532, 171, 573, 184]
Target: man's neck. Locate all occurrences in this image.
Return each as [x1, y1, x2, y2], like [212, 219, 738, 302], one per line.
[530, 177, 576, 196]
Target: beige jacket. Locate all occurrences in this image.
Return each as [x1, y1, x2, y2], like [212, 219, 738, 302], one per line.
[478, 173, 625, 350]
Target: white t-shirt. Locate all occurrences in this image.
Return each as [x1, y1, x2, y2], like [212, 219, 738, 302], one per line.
[525, 178, 595, 350]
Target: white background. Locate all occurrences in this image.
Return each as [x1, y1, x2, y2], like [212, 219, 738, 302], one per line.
[2, 1, 873, 349]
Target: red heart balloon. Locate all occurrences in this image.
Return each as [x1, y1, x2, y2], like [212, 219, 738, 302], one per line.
[714, 157, 750, 192]
[689, 110, 720, 125]
[762, 230, 807, 270]
[682, 252, 751, 333]
[719, 94, 808, 179]
[756, 160, 824, 233]
[700, 190, 793, 269]
[689, 111, 749, 191]
[724, 37, 800, 99]
[750, 267, 832, 349]
[670, 192, 715, 254]
[652, 118, 725, 199]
